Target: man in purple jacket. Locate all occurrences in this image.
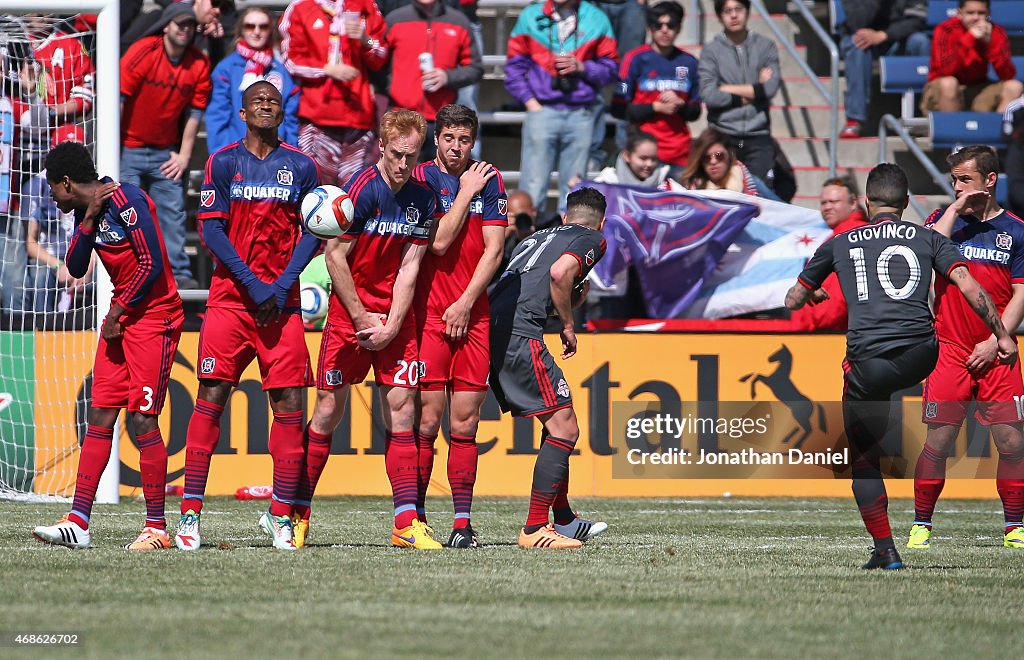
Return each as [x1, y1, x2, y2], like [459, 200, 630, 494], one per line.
[505, 0, 617, 214]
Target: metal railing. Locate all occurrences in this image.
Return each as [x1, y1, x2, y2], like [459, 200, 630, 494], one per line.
[750, 0, 837, 177]
[877, 113, 952, 221]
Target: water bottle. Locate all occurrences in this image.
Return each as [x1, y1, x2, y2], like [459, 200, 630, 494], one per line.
[235, 485, 273, 500]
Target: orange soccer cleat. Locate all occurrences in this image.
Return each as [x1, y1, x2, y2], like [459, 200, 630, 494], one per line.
[517, 524, 583, 549]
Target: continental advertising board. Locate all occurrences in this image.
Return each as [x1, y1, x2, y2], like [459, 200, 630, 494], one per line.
[32, 332, 1008, 498]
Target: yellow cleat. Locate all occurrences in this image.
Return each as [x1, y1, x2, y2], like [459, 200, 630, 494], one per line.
[1004, 527, 1024, 548]
[518, 524, 583, 549]
[391, 519, 442, 550]
[907, 524, 932, 549]
[292, 514, 309, 549]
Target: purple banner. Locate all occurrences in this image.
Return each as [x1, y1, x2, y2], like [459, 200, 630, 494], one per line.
[586, 182, 760, 318]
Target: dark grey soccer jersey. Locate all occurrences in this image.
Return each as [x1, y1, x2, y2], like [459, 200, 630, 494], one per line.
[489, 223, 606, 339]
[798, 214, 967, 359]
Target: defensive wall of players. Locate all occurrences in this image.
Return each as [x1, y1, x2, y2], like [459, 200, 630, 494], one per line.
[9, 332, 1008, 499]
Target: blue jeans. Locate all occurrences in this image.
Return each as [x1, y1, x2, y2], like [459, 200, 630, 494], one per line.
[120, 146, 191, 279]
[521, 104, 598, 214]
[842, 31, 931, 123]
[0, 215, 25, 312]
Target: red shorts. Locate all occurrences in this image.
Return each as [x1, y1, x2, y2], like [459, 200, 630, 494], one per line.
[92, 307, 183, 414]
[317, 315, 419, 389]
[197, 307, 313, 390]
[418, 316, 490, 392]
[922, 339, 1024, 425]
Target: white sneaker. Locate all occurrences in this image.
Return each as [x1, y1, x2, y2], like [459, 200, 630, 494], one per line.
[174, 510, 202, 551]
[258, 511, 297, 551]
[33, 515, 91, 549]
[554, 516, 608, 541]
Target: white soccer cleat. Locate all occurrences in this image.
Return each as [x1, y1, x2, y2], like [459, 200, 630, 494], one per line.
[554, 516, 608, 541]
[258, 511, 298, 551]
[33, 515, 91, 549]
[174, 510, 202, 551]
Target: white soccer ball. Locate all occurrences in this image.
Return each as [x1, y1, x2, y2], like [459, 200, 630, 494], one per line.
[300, 282, 329, 323]
[301, 185, 354, 239]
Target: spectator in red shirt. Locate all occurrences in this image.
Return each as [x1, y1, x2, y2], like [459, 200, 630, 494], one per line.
[279, 0, 388, 188]
[383, 0, 482, 161]
[790, 177, 868, 331]
[120, 2, 212, 289]
[922, 0, 1023, 113]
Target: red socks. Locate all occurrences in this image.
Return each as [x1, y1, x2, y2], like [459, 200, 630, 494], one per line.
[385, 431, 419, 528]
[268, 410, 305, 518]
[181, 398, 224, 514]
[415, 431, 436, 521]
[294, 425, 333, 521]
[69, 424, 115, 529]
[913, 443, 949, 526]
[448, 434, 477, 529]
[135, 428, 167, 529]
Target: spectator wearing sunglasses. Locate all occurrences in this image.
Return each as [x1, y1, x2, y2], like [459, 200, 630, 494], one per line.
[206, 7, 300, 154]
[612, 2, 700, 177]
[679, 127, 778, 200]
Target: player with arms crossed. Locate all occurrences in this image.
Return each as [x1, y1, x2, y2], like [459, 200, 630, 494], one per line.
[786, 163, 1017, 570]
[297, 109, 439, 549]
[910, 145, 1024, 550]
[33, 142, 183, 550]
[173, 81, 320, 552]
[490, 187, 609, 549]
[411, 104, 507, 548]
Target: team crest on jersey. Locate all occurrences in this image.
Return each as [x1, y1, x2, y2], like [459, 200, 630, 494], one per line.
[556, 379, 570, 399]
[676, 67, 689, 81]
[405, 206, 420, 225]
[98, 219, 110, 233]
[925, 402, 938, 418]
[277, 169, 293, 186]
[585, 248, 595, 266]
[200, 357, 216, 374]
[997, 233, 1013, 250]
[265, 71, 284, 92]
[325, 370, 343, 386]
[120, 207, 138, 226]
[364, 219, 379, 234]
[497, 198, 507, 216]
[201, 190, 215, 208]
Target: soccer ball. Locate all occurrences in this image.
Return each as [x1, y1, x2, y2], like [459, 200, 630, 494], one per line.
[301, 185, 354, 239]
[300, 282, 329, 323]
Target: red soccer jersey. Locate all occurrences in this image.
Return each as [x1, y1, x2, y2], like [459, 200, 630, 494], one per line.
[31, 31, 94, 113]
[928, 209, 1024, 347]
[327, 164, 436, 321]
[65, 180, 180, 318]
[413, 160, 507, 317]
[198, 142, 320, 309]
[120, 36, 211, 148]
[928, 17, 1015, 85]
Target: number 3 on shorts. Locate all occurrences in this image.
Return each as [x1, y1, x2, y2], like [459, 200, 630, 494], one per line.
[140, 386, 154, 412]
[395, 360, 421, 386]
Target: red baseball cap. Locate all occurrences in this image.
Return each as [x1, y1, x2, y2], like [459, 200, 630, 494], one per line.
[51, 124, 86, 148]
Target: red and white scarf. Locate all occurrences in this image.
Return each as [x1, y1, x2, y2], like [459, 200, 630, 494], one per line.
[316, 0, 349, 64]
[236, 42, 274, 90]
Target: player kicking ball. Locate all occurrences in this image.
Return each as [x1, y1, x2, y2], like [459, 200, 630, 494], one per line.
[787, 163, 1016, 570]
[489, 187, 609, 549]
[33, 142, 183, 550]
[172, 81, 321, 552]
[411, 104, 508, 548]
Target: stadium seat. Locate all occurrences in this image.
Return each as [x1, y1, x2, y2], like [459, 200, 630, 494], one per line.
[930, 112, 1006, 149]
[829, 0, 844, 36]
[987, 56, 1024, 83]
[879, 56, 930, 121]
[927, 1, 957, 27]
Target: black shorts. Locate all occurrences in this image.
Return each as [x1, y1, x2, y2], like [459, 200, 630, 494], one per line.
[489, 331, 573, 417]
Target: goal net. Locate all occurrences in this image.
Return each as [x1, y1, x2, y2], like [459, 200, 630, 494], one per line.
[0, 9, 104, 501]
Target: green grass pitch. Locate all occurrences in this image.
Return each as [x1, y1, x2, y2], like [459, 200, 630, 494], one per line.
[2, 496, 1022, 658]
